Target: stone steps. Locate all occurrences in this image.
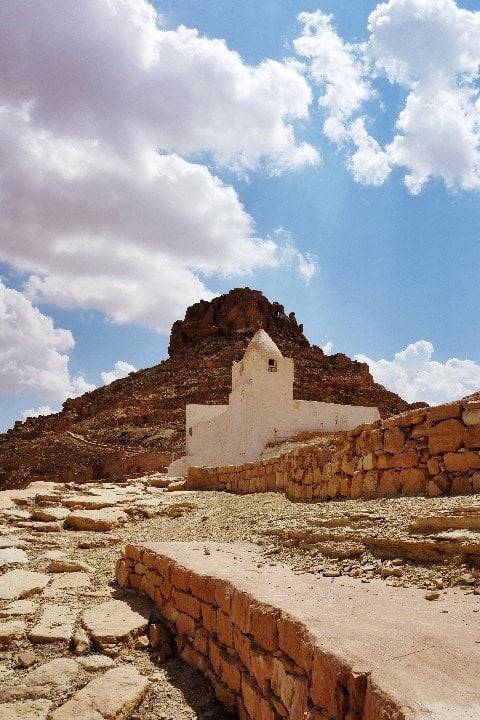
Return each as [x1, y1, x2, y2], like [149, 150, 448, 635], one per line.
[117, 541, 480, 720]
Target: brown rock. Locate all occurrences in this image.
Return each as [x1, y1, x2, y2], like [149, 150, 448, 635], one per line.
[444, 451, 480, 472]
[65, 508, 128, 532]
[428, 419, 464, 454]
[383, 428, 405, 454]
[462, 408, 480, 426]
[464, 425, 480, 449]
[427, 402, 463, 422]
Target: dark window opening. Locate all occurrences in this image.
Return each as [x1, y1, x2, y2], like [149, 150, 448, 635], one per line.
[268, 358, 277, 372]
[188, 427, 193, 436]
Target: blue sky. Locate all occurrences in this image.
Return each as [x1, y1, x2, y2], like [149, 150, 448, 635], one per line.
[1, 0, 480, 430]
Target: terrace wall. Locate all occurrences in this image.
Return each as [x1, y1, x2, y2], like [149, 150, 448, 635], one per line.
[186, 400, 480, 501]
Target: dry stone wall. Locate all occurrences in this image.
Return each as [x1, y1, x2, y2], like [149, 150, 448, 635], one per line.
[117, 542, 400, 720]
[186, 400, 480, 501]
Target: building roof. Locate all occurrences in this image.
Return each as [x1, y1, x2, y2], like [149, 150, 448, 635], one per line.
[245, 329, 283, 359]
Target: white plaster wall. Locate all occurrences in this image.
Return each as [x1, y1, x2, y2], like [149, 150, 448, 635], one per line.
[283, 401, 379, 436]
[169, 331, 381, 473]
[187, 404, 227, 430]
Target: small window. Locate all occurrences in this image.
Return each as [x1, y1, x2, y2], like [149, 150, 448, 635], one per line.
[188, 427, 193, 436]
[268, 358, 277, 372]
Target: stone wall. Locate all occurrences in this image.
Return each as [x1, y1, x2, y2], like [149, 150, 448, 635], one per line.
[116, 542, 402, 720]
[186, 400, 480, 501]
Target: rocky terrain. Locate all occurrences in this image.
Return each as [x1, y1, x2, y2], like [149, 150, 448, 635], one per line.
[0, 288, 416, 490]
[0, 475, 479, 719]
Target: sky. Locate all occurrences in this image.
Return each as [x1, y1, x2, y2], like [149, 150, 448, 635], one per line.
[1, 0, 480, 431]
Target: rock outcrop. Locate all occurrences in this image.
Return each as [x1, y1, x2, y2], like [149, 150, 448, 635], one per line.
[0, 288, 415, 489]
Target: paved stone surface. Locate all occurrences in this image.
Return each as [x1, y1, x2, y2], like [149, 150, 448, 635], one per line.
[29, 604, 77, 643]
[0, 620, 25, 644]
[0, 548, 29, 566]
[0, 600, 37, 617]
[65, 508, 128, 531]
[82, 598, 150, 651]
[0, 538, 28, 549]
[31, 508, 70, 522]
[77, 655, 115, 671]
[62, 494, 121, 510]
[44, 572, 91, 596]
[50, 665, 150, 720]
[0, 699, 51, 720]
[46, 559, 94, 573]
[23, 658, 82, 689]
[0, 570, 50, 600]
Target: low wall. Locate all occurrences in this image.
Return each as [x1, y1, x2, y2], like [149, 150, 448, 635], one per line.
[116, 542, 399, 720]
[186, 400, 480, 501]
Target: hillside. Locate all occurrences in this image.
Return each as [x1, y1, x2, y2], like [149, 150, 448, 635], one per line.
[0, 288, 416, 488]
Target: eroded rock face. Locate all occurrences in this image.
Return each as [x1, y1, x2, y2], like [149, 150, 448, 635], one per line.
[168, 287, 309, 356]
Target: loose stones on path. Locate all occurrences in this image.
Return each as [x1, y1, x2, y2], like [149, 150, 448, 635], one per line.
[0, 570, 50, 600]
[50, 665, 150, 720]
[65, 508, 128, 532]
[29, 604, 77, 643]
[81, 598, 150, 654]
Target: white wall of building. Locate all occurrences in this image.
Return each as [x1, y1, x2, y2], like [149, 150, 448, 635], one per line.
[169, 330, 380, 474]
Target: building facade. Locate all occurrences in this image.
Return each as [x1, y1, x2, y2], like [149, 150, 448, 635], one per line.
[168, 330, 379, 474]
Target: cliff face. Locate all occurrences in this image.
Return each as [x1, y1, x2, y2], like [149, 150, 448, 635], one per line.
[0, 288, 415, 488]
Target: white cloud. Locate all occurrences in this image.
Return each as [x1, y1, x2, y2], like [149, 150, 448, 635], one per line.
[356, 340, 480, 404]
[0, 281, 95, 403]
[295, 0, 480, 193]
[321, 340, 333, 354]
[101, 360, 137, 385]
[0, 0, 318, 333]
[294, 12, 371, 140]
[21, 406, 55, 421]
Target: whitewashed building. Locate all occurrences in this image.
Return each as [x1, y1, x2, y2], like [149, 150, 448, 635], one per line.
[168, 330, 379, 474]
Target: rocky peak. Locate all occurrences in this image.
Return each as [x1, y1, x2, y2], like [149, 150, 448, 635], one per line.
[168, 287, 309, 356]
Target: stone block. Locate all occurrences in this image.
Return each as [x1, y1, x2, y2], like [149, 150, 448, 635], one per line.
[175, 609, 196, 638]
[444, 451, 480, 472]
[216, 610, 233, 646]
[250, 603, 278, 652]
[464, 426, 480, 449]
[384, 428, 405, 454]
[427, 402, 463, 422]
[277, 615, 314, 674]
[231, 591, 251, 633]
[428, 419, 464, 454]
[173, 589, 201, 618]
[462, 408, 480, 426]
[400, 469, 426, 496]
[201, 602, 217, 633]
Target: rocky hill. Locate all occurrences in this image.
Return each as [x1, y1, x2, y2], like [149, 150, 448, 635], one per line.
[0, 288, 416, 488]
